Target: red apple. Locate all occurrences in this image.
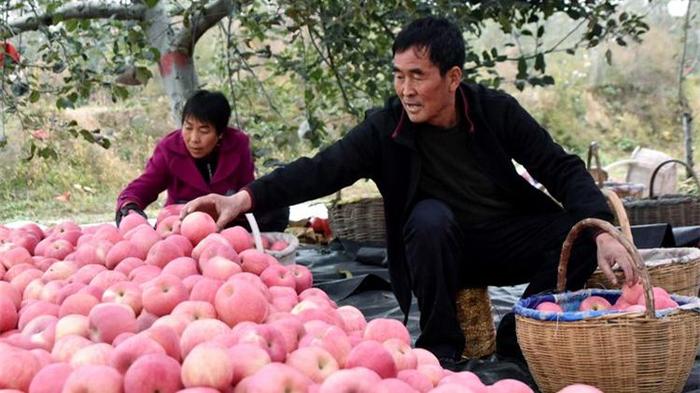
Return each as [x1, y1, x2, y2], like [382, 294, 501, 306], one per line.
[179, 318, 230, 357]
[62, 365, 123, 393]
[0, 344, 41, 391]
[286, 346, 339, 383]
[146, 240, 185, 268]
[141, 274, 188, 316]
[109, 334, 166, 374]
[345, 340, 398, 378]
[364, 318, 411, 345]
[318, 367, 382, 393]
[70, 343, 114, 367]
[397, 369, 436, 392]
[88, 303, 138, 344]
[289, 264, 313, 293]
[123, 353, 183, 393]
[535, 301, 563, 313]
[228, 343, 272, 385]
[181, 343, 234, 390]
[180, 212, 217, 246]
[220, 226, 254, 253]
[28, 362, 72, 393]
[375, 378, 420, 393]
[214, 280, 269, 327]
[237, 363, 312, 393]
[579, 296, 612, 312]
[102, 281, 143, 315]
[239, 249, 272, 275]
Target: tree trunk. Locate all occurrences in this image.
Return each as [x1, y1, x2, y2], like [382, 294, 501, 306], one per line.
[144, 3, 199, 126]
[158, 51, 198, 124]
[5, 0, 235, 127]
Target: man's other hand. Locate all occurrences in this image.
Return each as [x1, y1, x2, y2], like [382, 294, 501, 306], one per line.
[595, 232, 638, 286]
[181, 191, 252, 231]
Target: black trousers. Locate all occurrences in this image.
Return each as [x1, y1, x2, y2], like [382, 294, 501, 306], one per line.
[403, 199, 598, 360]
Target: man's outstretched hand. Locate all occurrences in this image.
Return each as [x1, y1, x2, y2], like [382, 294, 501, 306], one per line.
[180, 191, 252, 230]
[595, 232, 638, 286]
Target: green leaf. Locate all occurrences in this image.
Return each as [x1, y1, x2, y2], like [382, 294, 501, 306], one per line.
[113, 85, 129, 101]
[29, 91, 41, 103]
[135, 67, 153, 84]
[38, 147, 58, 160]
[65, 20, 79, 32]
[534, 53, 545, 72]
[144, 0, 159, 7]
[517, 57, 527, 80]
[80, 129, 96, 143]
[537, 25, 544, 38]
[25, 142, 37, 161]
[605, 49, 612, 65]
[56, 97, 74, 109]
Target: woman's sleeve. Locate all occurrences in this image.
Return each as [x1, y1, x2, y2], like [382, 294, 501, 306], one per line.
[116, 144, 170, 212]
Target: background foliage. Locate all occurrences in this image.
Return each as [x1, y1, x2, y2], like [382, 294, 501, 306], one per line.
[1, 0, 698, 224]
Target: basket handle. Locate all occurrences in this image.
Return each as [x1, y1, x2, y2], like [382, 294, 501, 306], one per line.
[556, 218, 656, 319]
[244, 213, 265, 252]
[601, 188, 633, 243]
[586, 141, 604, 188]
[648, 159, 700, 198]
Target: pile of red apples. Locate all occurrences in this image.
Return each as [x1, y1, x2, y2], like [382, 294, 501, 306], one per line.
[0, 210, 602, 393]
[536, 282, 680, 314]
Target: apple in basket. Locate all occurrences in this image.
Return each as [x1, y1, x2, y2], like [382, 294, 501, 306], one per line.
[621, 282, 644, 304]
[535, 301, 563, 313]
[644, 287, 680, 310]
[579, 296, 612, 312]
[269, 240, 289, 251]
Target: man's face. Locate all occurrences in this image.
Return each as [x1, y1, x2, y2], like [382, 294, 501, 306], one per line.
[393, 46, 461, 128]
[182, 116, 219, 158]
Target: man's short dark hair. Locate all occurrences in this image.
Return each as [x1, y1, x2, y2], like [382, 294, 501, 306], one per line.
[181, 90, 231, 135]
[392, 16, 465, 75]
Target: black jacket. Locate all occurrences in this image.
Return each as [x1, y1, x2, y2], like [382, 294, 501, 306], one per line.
[247, 83, 613, 316]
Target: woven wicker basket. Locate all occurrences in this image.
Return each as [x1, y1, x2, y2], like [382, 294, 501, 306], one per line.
[587, 189, 700, 296]
[516, 218, 700, 393]
[587, 247, 700, 297]
[455, 287, 496, 359]
[624, 159, 700, 227]
[327, 196, 386, 243]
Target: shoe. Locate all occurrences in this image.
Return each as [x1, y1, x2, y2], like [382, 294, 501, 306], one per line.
[438, 356, 468, 372]
[495, 312, 527, 364]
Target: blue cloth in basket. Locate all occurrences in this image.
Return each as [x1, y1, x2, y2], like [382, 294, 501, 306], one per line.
[514, 288, 700, 322]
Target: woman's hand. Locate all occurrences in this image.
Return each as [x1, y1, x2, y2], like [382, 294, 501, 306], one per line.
[181, 191, 252, 230]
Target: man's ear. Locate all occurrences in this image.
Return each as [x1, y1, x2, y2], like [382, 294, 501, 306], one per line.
[448, 66, 463, 91]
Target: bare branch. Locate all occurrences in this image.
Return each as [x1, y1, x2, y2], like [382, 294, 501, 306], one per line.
[174, 0, 234, 52]
[2, 0, 148, 38]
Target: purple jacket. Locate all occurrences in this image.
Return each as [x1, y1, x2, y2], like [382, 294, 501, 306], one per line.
[116, 127, 254, 211]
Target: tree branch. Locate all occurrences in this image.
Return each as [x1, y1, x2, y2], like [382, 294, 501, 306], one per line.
[306, 25, 362, 115]
[2, 0, 147, 38]
[174, 0, 234, 53]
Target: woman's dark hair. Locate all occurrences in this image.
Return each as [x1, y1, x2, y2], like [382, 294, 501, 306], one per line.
[392, 16, 465, 75]
[181, 90, 231, 135]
